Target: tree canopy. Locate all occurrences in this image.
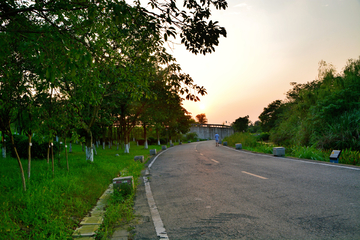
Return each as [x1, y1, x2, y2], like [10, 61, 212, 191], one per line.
[232, 115, 249, 132]
[1, 0, 227, 191]
[195, 113, 208, 124]
[268, 58, 360, 150]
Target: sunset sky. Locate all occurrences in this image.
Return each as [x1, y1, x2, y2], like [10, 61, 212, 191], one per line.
[164, 0, 360, 125]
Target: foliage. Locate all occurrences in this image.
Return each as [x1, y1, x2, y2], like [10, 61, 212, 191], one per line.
[0, 0, 226, 187]
[184, 132, 198, 141]
[255, 132, 270, 141]
[195, 113, 208, 124]
[224, 133, 360, 165]
[248, 120, 261, 133]
[286, 145, 329, 161]
[268, 57, 360, 151]
[5, 135, 59, 160]
[258, 100, 284, 132]
[232, 115, 250, 132]
[223, 132, 258, 148]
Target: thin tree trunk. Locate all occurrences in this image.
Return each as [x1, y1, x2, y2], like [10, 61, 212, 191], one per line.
[2, 134, 6, 158]
[65, 137, 69, 171]
[47, 141, 50, 164]
[157, 129, 160, 145]
[85, 132, 93, 161]
[93, 143, 97, 155]
[124, 132, 129, 154]
[143, 122, 148, 149]
[102, 127, 106, 150]
[27, 133, 32, 179]
[8, 126, 26, 191]
[51, 142, 54, 177]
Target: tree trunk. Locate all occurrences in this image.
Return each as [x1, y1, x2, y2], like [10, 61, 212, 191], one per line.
[102, 127, 106, 150]
[58, 140, 61, 165]
[157, 130, 160, 145]
[65, 137, 69, 171]
[93, 143, 97, 155]
[2, 134, 6, 158]
[85, 132, 93, 161]
[51, 142, 54, 176]
[27, 133, 32, 179]
[47, 141, 50, 164]
[143, 122, 148, 149]
[8, 126, 26, 191]
[124, 132, 129, 154]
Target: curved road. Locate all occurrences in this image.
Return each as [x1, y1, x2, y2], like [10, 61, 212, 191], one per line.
[133, 141, 360, 239]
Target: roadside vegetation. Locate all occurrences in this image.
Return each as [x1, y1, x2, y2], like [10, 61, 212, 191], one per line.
[0, 142, 167, 239]
[228, 58, 360, 166]
[223, 132, 360, 165]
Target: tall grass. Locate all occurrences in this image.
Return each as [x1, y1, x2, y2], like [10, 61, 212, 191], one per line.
[224, 132, 360, 165]
[0, 142, 164, 239]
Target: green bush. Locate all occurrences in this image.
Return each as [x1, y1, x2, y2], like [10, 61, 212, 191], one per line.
[256, 132, 270, 141]
[339, 149, 360, 165]
[223, 132, 258, 148]
[184, 132, 198, 141]
[147, 137, 157, 145]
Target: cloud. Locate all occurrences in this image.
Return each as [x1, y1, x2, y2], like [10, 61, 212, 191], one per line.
[234, 3, 252, 10]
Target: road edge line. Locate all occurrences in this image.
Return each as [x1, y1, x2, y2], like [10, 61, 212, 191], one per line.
[143, 177, 169, 239]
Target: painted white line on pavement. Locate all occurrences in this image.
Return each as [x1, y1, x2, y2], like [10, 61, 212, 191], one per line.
[223, 146, 360, 171]
[242, 171, 268, 179]
[143, 177, 169, 239]
[148, 148, 168, 169]
[211, 159, 220, 164]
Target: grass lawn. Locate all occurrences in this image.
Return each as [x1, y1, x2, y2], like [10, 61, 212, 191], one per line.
[0, 141, 166, 239]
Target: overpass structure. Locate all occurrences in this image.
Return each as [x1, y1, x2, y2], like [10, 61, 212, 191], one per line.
[189, 123, 234, 140]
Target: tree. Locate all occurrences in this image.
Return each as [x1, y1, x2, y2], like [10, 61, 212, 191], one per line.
[268, 57, 360, 150]
[1, 0, 226, 177]
[232, 115, 250, 132]
[196, 113, 208, 124]
[248, 120, 261, 133]
[258, 100, 284, 132]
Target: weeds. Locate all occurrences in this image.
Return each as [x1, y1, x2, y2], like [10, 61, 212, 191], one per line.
[224, 132, 360, 165]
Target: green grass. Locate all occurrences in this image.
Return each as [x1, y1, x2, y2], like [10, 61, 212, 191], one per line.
[0, 142, 165, 239]
[224, 133, 360, 165]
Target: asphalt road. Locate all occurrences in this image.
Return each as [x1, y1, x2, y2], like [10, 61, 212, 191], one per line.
[132, 141, 360, 239]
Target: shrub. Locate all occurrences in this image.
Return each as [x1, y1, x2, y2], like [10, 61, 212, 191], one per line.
[223, 132, 258, 148]
[185, 132, 198, 141]
[147, 137, 157, 145]
[339, 149, 360, 165]
[256, 132, 270, 141]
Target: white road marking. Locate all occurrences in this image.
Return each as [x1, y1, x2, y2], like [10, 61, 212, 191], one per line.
[144, 177, 169, 239]
[146, 147, 171, 239]
[148, 148, 168, 169]
[242, 171, 268, 179]
[211, 159, 220, 164]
